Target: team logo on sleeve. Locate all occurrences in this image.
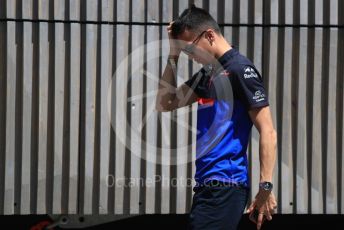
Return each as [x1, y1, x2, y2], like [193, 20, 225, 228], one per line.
[243, 66, 258, 79]
[252, 90, 266, 102]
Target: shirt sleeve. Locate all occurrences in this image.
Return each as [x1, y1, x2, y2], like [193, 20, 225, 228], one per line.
[232, 64, 269, 109]
[184, 69, 206, 97]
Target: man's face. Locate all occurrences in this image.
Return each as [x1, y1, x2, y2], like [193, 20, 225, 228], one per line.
[177, 29, 214, 64]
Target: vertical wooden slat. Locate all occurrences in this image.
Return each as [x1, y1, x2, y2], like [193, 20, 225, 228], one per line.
[231, 0, 239, 46]
[51, 0, 65, 214]
[217, 0, 224, 35]
[123, 0, 132, 214]
[114, 0, 129, 214]
[178, 0, 188, 15]
[264, 0, 280, 208]
[20, 0, 33, 214]
[268, 36, 280, 213]
[0, 0, 6, 215]
[306, 0, 315, 214]
[281, 26, 293, 213]
[44, 0, 53, 212]
[61, 0, 71, 213]
[175, 54, 190, 214]
[296, 0, 309, 213]
[139, 0, 148, 214]
[322, 0, 330, 213]
[275, 0, 285, 212]
[315, 0, 323, 25]
[339, 0, 344, 215]
[249, 0, 257, 199]
[296, 27, 308, 213]
[270, 0, 278, 24]
[129, 0, 145, 215]
[188, 0, 202, 212]
[285, 0, 293, 24]
[162, 0, 172, 22]
[311, 0, 323, 213]
[107, 0, 117, 214]
[341, 45, 344, 215]
[159, 0, 172, 214]
[83, 0, 98, 215]
[175, 0, 192, 215]
[4, 0, 16, 215]
[254, 0, 263, 24]
[325, 1, 338, 213]
[239, 0, 248, 55]
[250, 133, 260, 199]
[168, 0, 180, 215]
[68, 0, 80, 214]
[311, 29, 323, 213]
[250, 0, 264, 202]
[326, 27, 338, 214]
[193, 0, 202, 8]
[98, 0, 113, 215]
[188, 0, 200, 210]
[246, 0, 255, 62]
[300, 0, 308, 25]
[30, 0, 39, 214]
[92, 1, 101, 214]
[77, 0, 86, 214]
[190, 0, 201, 212]
[291, 0, 299, 213]
[330, 0, 338, 25]
[145, 0, 159, 214]
[251, 0, 270, 204]
[223, 0, 232, 41]
[342, 96, 344, 215]
[13, 0, 23, 214]
[296, 2, 309, 214]
[327, 0, 339, 215]
[36, 0, 49, 214]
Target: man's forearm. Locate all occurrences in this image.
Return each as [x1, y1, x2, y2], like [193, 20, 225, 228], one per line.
[259, 129, 277, 182]
[155, 55, 179, 111]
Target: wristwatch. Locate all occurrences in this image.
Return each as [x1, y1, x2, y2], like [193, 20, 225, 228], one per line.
[259, 181, 273, 191]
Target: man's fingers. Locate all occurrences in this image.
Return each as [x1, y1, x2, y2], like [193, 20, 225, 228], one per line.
[167, 21, 174, 33]
[265, 210, 272, 221]
[248, 211, 257, 224]
[256, 213, 264, 230]
[246, 201, 256, 213]
[167, 21, 174, 29]
[268, 204, 277, 215]
[269, 208, 275, 215]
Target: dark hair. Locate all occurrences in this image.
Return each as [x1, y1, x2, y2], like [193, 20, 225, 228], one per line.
[171, 4, 221, 38]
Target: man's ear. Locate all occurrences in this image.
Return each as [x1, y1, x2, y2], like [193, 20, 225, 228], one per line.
[205, 29, 216, 44]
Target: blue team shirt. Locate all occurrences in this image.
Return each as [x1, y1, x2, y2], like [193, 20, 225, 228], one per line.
[184, 48, 269, 188]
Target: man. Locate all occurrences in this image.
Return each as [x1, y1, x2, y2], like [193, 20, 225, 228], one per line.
[155, 5, 277, 230]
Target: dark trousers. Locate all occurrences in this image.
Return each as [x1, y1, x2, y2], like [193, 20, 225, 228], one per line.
[188, 185, 249, 230]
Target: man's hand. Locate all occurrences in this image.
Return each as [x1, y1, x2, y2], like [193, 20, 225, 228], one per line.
[167, 21, 181, 57]
[246, 191, 277, 230]
[155, 21, 198, 112]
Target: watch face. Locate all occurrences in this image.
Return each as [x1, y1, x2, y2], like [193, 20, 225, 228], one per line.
[260, 182, 273, 191]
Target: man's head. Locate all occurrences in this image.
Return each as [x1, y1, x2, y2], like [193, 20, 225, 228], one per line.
[171, 4, 221, 38]
[171, 4, 229, 64]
